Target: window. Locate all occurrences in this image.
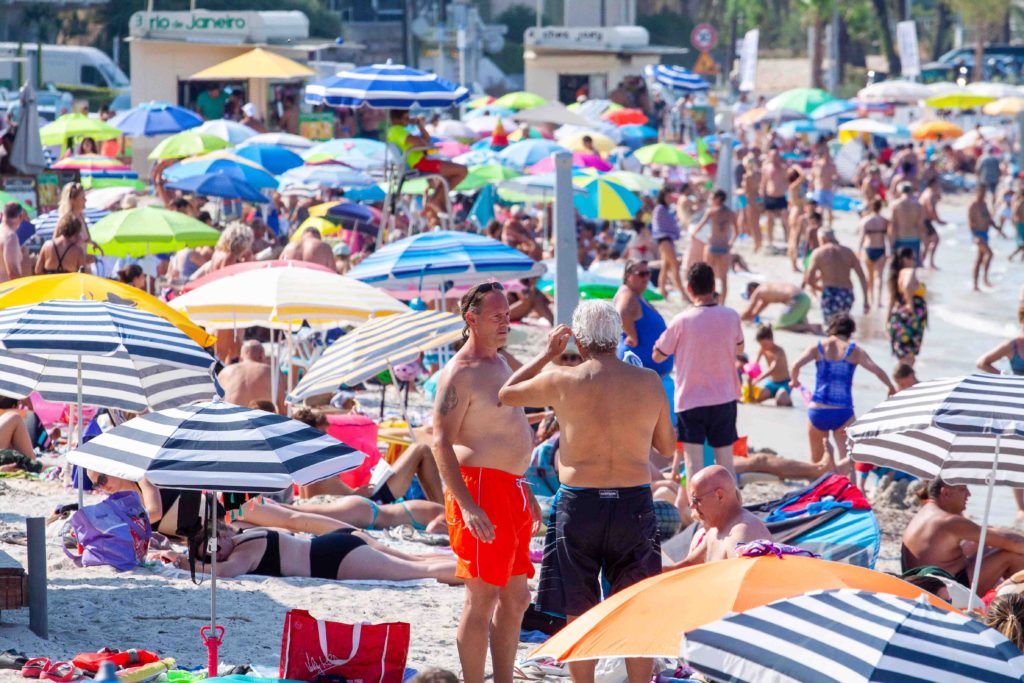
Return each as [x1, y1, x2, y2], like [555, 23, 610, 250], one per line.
[80, 65, 104, 87]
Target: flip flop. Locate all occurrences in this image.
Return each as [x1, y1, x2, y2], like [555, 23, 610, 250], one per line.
[1, 650, 28, 671]
[40, 662, 81, 683]
[21, 658, 50, 678]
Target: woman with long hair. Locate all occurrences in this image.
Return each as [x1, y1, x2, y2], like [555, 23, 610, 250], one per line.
[650, 188, 683, 299]
[887, 246, 928, 363]
[35, 214, 88, 274]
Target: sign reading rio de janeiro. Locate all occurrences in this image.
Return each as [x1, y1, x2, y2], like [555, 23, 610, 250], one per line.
[131, 12, 248, 37]
[128, 11, 308, 43]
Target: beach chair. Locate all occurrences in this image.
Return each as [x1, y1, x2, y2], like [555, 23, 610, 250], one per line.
[379, 143, 452, 247]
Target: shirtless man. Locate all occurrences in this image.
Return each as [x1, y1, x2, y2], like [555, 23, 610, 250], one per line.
[432, 282, 540, 683]
[669, 465, 770, 568]
[759, 147, 790, 247]
[812, 147, 838, 228]
[902, 479, 1024, 596]
[694, 189, 737, 301]
[803, 230, 870, 325]
[968, 184, 1000, 291]
[280, 227, 336, 271]
[741, 281, 820, 334]
[860, 166, 885, 208]
[919, 177, 945, 270]
[0, 202, 23, 282]
[499, 301, 674, 683]
[738, 156, 762, 252]
[888, 183, 927, 266]
[217, 340, 285, 413]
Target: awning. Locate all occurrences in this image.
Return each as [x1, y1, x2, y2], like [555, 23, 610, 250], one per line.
[190, 47, 314, 80]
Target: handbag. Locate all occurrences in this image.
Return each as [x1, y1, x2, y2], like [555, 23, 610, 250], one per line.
[62, 490, 152, 571]
[279, 609, 409, 683]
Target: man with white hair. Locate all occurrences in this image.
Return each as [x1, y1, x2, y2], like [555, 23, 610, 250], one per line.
[500, 301, 675, 683]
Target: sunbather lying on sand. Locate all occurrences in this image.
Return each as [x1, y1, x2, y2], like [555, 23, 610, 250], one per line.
[157, 525, 460, 585]
[0, 409, 38, 472]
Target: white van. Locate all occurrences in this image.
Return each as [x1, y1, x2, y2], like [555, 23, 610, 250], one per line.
[0, 44, 128, 91]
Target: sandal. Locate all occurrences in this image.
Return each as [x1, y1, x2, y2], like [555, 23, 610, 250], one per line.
[1, 650, 28, 671]
[21, 659, 50, 679]
[40, 662, 81, 683]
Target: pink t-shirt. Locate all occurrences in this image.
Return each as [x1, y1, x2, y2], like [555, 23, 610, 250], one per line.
[655, 304, 743, 410]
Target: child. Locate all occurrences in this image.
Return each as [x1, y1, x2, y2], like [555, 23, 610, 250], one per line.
[750, 324, 793, 406]
[999, 189, 1015, 234]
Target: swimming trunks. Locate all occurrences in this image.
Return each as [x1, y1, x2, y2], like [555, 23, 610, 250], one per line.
[445, 466, 534, 586]
[865, 247, 886, 262]
[924, 219, 936, 237]
[821, 286, 855, 324]
[764, 195, 788, 212]
[778, 291, 811, 328]
[309, 528, 365, 579]
[893, 238, 921, 264]
[954, 567, 971, 588]
[707, 244, 730, 256]
[972, 230, 989, 245]
[676, 400, 737, 448]
[808, 406, 855, 432]
[814, 188, 835, 208]
[763, 379, 791, 397]
[1016, 223, 1024, 248]
[537, 485, 660, 617]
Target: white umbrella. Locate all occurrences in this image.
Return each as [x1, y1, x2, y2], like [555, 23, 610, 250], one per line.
[427, 119, 474, 139]
[10, 83, 46, 175]
[967, 82, 1023, 100]
[237, 132, 314, 152]
[856, 80, 931, 104]
[465, 116, 515, 136]
[195, 119, 257, 145]
[952, 125, 1007, 151]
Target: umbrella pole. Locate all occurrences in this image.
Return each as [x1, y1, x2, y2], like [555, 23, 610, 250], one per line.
[969, 432, 1001, 612]
[76, 355, 84, 509]
[268, 329, 277, 409]
[286, 323, 294, 398]
[200, 490, 224, 678]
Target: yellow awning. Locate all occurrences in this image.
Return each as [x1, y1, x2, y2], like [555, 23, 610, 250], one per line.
[190, 48, 314, 81]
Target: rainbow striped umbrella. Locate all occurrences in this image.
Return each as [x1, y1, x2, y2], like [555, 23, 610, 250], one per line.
[573, 176, 642, 220]
[51, 154, 132, 172]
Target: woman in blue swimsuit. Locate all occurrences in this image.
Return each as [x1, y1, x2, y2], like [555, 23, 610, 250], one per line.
[791, 314, 897, 476]
[614, 259, 674, 376]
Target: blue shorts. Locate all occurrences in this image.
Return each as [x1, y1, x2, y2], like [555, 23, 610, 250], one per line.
[808, 406, 854, 432]
[763, 379, 791, 397]
[893, 238, 921, 265]
[815, 189, 835, 208]
[973, 230, 990, 245]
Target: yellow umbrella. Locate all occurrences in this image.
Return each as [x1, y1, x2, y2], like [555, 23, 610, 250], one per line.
[561, 131, 615, 155]
[290, 216, 341, 241]
[924, 91, 995, 110]
[910, 120, 963, 141]
[0, 273, 214, 347]
[189, 48, 314, 80]
[983, 97, 1024, 116]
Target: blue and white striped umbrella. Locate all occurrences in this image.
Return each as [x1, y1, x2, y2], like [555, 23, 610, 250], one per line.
[681, 589, 1024, 683]
[346, 230, 544, 287]
[644, 64, 709, 93]
[67, 398, 363, 492]
[31, 207, 109, 241]
[304, 61, 469, 109]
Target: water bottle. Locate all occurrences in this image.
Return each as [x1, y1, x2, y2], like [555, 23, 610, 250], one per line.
[95, 662, 118, 683]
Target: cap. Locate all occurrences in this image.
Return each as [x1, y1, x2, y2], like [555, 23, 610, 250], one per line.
[242, 103, 257, 117]
[332, 243, 351, 257]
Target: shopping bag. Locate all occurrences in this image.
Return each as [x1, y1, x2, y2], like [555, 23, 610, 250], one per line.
[279, 609, 410, 683]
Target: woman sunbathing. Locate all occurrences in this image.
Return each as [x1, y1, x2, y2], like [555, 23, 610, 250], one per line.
[158, 525, 459, 584]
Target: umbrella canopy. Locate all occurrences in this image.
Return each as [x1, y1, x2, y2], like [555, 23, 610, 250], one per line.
[31, 207, 110, 241]
[85, 186, 139, 211]
[983, 97, 1024, 116]
[603, 170, 662, 194]
[633, 143, 698, 166]
[458, 163, 522, 190]
[88, 207, 221, 258]
[165, 171, 267, 203]
[288, 310, 464, 402]
[347, 230, 544, 287]
[465, 116, 515, 137]
[195, 119, 257, 145]
[531, 555, 953, 663]
[527, 152, 611, 174]
[492, 91, 546, 110]
[163, 153, 277, 189]
[735, 107, 806, 127]
[618, 124, 658, 141]
[180, 259, 333, 294]
[233, 144, 304, 175]
[497, 172, 588, 203]
[573, 176, 642, 220]
[238, 132, 313, 152]
[309, 201, 378, 224]
[966, 81, 1022, 99]
[110, 101, 203, 136]
[953, 125, 1006, 151]
[561, 131, 616, 155]
[925, 90, 995, 110]
[766, 88, 838, 115]
[40, 113, 120, 146]
[809, 99, 857, 120]
[170, 265, 408, 330]
[190, 48, 314, 81]
[67, 398, 361, 493]
[0, 190, 36, 218]
[278, 165, 375, 190]
[643, 64, 709, 93]
[304, 60, 468, 109]
[51, 154, 132, 172]
[776, 119, 823, 138]
[428, 119, 475, 139]
[602, 108, 648, 126]
[681, 589, 1024, 683]
[538, 260, 662, 302]
[498, 139, 569, 169]
[435, 140, 471, 157]
[513, 102, 592, 128]
[466, 95, 495, 109]
[301, 137, 387, 164]
[148, 130, 230, 160]
[567, 99, 623, 117]
[910, 121, 963, 141]
[857, 80, 930, 103]
[9, 83, 46, 176]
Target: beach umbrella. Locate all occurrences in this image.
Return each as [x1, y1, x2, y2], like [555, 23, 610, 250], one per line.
[435, 140, 470, 157]
[308, 201, 377, 223]
[278, 165, 375, 189]
[527, 152, 611, 174]
[84, 187, 141, 211]
[633, 142, 698, 167]
[289, 310, 463, 402]
[777, 119, 823, 138]
[498, 139, 568, 169]
[39, 113, 120, 147]
[342, 185, 387, 203]
[567, 99, 623, 118]
[31, 207, 109, 241]
[232, 144, 304, 175]
[735, 107, 806, 127]
[180, 259, 333, 294]
[66, 398, 363, 676]
[466, 95, 495, 110]
[464, 105, 516, 121]
[304, 60, 468, 109]
[465, 116, 515, 137]
[809, 99, 857, 120]
[643, 64, 709, 93]
[88, 207, 220, 258]
[604, 170, 663, 194]
[165, 171, 267, 203]
[857, 80, 931, 104]
[148, 130, 230, 160]
[492, 91, 546, 110]
[427, 119, 474, 139]
[561, 131, 616, 155]
[538, 260, 662, 302]
[573, 176, 642, 220]
[163, 153, 278, 189]
[195, 119, 257, 145]
[513, 101, 591, 128]
[910, 121, 963, 141]
[837, 118, 909, 142]
[288, 215, 354, 240]
[497, 172, 588, 203]
[848, 373, 1024, 610]
[110, 101, 203, 136]
[983, 97, 1024, 116]
[953, 125, 1006, 151]
[51, 154, 131, 173]
[618, 124, 658, 142]
[507, 125, 552, 142]
[9, 83, 46, 176]
[966, 82, 1022, 99]
[681, 588, 1024, 683]
[237, 132, 314, 152]
[530, 554, 954, 663]
[302, 137, 387, 164]
[457, 163, 522, 190]
[555, 122, 623, 144]
[766, 88, 838, 115]
[925, 91, 994, 110]
[602, 108, 648, 126]
[0, 190, 36, 218]
[347, 230, 543, 287]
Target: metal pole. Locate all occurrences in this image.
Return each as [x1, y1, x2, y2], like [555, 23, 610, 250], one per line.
[269, 329, 278, 410]
[552, 152, 578, 325]
[969, 432, 1001, 612]
[26, 516, 47, 639]
[535, 0, 542, 27]
[76, 356, 84, 509]
[286, 322, 295, 397]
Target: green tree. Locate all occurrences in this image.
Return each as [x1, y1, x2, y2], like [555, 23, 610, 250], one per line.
[944, 0, 1010, 80]
[797, 0, 832, 89]
[868, 0, 898, 76]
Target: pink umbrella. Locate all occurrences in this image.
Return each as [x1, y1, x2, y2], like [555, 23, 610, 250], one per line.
[436, 140, 471, 158]
[526, 151, 612, 174]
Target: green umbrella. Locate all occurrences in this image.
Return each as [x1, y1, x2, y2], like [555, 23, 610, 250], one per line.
[493, 91, 546, 111]
[0, 191, 36, 218]
[633, 143, 699, 167]
[538, 266, 663, 302]
[40, 113, 121, 147]
[88, 206, 221, 257]
[765, 88, 837, 115]
[148, 131, 230, 160]
[80, 177, 147, 192]
[604, 171, 663, 194]
[460, 164, 522, 191]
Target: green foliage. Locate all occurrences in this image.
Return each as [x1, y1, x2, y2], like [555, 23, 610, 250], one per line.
[495, 4, 540, 43]
[943, 0, 1010, 26]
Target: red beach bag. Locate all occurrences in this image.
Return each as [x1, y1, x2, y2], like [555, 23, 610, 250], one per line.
[279, 609, 410, 683]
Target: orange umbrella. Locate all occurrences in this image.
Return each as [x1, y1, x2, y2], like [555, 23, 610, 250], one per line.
[602, 108, 648, 126]
[530, 555, 956, 662]
[911, 120, 963, 141]
[734, 106, 769, 127]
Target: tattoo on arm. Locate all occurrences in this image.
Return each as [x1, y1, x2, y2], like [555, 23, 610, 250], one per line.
[440, 384, 458, 416]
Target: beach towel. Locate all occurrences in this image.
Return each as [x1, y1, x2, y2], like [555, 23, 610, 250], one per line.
[62, 491, 152, 571]
[765, 473, 870, 522]
[279, 609, 409, 683]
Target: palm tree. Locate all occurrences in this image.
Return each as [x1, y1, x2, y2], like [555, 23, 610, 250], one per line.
[943, 0, 1011, 81]
[798, 0, 833, 88]
[870, 0, 899, 76]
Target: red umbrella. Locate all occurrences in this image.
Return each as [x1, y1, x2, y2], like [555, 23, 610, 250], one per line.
[602, 108, 648, 126]
[180, 260, 334, 293]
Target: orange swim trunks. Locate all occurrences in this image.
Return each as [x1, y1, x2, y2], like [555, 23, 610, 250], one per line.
[445, 466, 535, 586]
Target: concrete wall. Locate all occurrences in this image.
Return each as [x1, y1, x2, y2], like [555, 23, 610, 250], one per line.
[524, 49, 657, 102]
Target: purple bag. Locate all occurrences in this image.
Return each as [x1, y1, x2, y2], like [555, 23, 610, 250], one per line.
[63, 490, 152, 570]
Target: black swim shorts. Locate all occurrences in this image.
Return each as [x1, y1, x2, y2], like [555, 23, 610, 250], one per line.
[676, 400, 738, 448]
[764, 195, 788, 212]
[537, 485, 660, 617]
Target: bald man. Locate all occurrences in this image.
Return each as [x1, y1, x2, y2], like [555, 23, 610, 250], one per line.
[280, 227, 335, 271]
[218, 340, 285, 413]
[668, 465, 770, 569]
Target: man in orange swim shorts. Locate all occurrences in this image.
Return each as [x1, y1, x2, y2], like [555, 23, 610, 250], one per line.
[432, 281, 541, 683]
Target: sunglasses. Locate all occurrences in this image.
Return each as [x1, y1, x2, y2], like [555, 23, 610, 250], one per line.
[559, 354, 582, 363]
[473, 281, 505, 294]
[630, 270, 651, 278]
[93, 473, 109, 488]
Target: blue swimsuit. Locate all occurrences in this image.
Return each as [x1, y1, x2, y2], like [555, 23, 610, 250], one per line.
[808, 341, 857, 432]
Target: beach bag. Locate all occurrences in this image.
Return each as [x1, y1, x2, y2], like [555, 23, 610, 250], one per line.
[63, 491, 152, 571]
[279, 609, 409, 683]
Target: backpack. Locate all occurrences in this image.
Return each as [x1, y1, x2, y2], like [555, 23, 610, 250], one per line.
[63, 490, 152, 571]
